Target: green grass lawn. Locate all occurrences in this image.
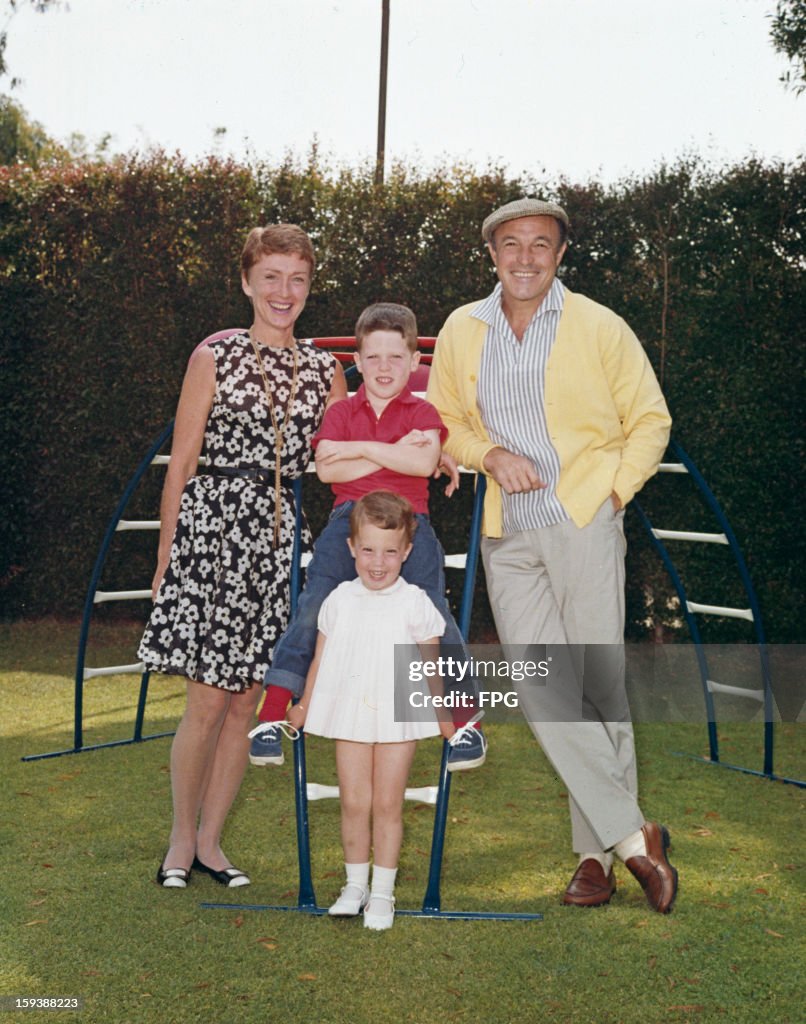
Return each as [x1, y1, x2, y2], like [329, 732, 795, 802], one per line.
[1, 620, 803, 1024]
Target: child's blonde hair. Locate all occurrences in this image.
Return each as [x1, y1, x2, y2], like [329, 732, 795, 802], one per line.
[354, 303, 418, 353]
[349, 491, 417, 545]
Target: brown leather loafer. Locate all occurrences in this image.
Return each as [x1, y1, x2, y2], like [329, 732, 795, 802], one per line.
[563, 859, 617, 907]
[625, 822, 678, 913]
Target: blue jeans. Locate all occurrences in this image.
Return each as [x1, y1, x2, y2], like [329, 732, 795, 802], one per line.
[265, 501, 475, 701]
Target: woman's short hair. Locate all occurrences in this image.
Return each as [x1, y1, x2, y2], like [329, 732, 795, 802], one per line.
[241, 224, 315, 277]
[354, 302, 418, 353]
[349, 490, 417, 544]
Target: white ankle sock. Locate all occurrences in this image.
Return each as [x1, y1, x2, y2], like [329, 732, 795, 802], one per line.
[366, 865, 397, 918]
[370, 864, 397, 898]
[372, 864, 397, 897]
[614, 828, 647, 862]
[345, 862, 370, 890]
[578, 852, 613, 873]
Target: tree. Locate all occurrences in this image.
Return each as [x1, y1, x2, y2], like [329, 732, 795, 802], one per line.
[770, 0, 806, 94]
[0, 92, 67, 164]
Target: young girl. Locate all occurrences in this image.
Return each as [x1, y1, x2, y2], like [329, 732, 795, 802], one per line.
[288, 491, 455, 930]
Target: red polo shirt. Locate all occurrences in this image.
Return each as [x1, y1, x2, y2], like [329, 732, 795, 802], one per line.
[312, 385, 447, 513]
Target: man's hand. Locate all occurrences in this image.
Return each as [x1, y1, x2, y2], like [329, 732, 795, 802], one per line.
[482, 447, 546, 494]
[610, 491, 623, 511]
[434, 451, 461, 497]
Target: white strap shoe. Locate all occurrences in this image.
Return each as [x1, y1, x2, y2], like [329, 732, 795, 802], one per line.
[363, 893, 395, 930]
[328, 883, 369, 917]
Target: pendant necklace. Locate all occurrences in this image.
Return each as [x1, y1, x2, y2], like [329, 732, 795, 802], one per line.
[248, 333, 299, 547]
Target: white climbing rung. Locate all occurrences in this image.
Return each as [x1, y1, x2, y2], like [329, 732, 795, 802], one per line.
[84, 662, 145, 680]
[706, 679, 765, 701]
[658, 462, 688, 474]
[150, 455, 209, 466]
[306, 783, 439, 805]
[94, 589, 152, 603]
[403, 786, 439, 804]
[652, 529, 729, 545]
[116, 520, 160, 531]
[686, 601, 754, 622]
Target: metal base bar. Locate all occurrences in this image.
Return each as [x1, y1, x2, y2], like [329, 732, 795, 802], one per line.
[21, 730, 175, 762]
[672, 751, 805, 788]
[201, 903, 330, 916]
[200, 901, 542, 921]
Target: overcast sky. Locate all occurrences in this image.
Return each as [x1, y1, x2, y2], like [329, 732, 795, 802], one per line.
[5, 0, 804, 182]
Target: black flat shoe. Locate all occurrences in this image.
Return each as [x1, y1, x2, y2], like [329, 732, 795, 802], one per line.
[192, 856, 250, 888]
[156, 861, 191, 888]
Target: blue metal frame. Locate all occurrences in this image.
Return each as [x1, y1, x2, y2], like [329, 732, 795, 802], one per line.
[24, 426, 800, 791]
[634, 440, 802, 788]
[22, 421, 177, 762]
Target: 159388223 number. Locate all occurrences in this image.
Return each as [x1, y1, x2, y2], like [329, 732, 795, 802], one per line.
[0, 997, 83, 1011]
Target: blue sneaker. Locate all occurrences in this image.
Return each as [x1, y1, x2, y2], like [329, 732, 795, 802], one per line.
[447, 720, 487, 772]
[247, 721, 299, 767]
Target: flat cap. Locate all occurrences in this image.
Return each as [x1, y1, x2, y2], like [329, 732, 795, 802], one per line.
[481, 198, 570, 243]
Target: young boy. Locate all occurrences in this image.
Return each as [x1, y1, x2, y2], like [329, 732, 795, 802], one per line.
[249, 302, 486, 771]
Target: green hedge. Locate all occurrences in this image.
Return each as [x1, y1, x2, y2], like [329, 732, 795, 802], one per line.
[1, 152, 803, 642]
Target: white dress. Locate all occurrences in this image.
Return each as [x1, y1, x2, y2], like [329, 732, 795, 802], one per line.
[304, 577, 446, 743]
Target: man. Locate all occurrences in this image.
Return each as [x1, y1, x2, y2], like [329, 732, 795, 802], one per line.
[427, 197, 677, 912]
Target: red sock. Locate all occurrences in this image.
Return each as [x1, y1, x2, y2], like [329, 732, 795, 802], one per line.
[258, 685, 293, 723]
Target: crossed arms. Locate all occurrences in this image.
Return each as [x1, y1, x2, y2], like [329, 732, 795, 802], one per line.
[315, 429, 442, 483]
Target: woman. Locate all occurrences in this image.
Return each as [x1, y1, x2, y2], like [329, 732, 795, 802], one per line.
[140, 224, 346, 888]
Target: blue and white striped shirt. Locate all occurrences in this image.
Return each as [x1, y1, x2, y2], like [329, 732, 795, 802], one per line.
[476, 279, 569, 533]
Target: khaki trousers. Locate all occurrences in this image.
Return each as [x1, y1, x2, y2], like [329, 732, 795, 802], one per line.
[482, 500, 644, 853]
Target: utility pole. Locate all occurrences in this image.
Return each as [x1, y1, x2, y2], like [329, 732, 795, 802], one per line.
[375, 0, 390, 186]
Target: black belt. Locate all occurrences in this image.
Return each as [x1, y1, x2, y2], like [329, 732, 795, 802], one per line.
[203, 465, 273, 486]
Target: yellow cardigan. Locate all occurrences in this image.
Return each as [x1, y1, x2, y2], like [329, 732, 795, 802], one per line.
[427, 289, 672, 537]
